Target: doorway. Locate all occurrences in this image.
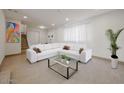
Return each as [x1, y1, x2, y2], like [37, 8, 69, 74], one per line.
[21, 34, 29, 53]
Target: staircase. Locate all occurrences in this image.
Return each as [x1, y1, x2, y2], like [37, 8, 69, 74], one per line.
[21, 34, 29, 53]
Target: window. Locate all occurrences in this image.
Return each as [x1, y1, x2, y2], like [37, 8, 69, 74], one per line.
[64, 25, 86, 42]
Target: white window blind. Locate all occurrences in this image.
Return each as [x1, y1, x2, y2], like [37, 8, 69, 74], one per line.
[64, 25, 86, 42]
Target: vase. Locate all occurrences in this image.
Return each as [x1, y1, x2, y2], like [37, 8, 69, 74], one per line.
[111, 58, 118, 69]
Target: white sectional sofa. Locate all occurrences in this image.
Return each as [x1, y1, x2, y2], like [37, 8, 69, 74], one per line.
[26, 43, 92, 64]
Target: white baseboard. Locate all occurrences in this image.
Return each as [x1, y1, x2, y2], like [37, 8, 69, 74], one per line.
[93, 55, 124, 63]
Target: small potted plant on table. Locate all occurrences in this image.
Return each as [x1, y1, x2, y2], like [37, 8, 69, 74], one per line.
[61, 55, 71, 64]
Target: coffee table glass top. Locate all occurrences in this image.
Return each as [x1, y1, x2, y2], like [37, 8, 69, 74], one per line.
[51, 55, 77, 67]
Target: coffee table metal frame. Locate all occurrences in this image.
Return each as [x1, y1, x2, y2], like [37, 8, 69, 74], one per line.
[48, 57, 78, 79]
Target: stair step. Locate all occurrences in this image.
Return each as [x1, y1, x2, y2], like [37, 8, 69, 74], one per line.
[21, 34, 29, 50]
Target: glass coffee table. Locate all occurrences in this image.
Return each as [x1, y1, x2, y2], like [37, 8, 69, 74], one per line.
[48, 55, 78, 79]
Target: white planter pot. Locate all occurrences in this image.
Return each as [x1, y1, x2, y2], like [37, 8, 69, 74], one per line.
[111, 58, 118, 69]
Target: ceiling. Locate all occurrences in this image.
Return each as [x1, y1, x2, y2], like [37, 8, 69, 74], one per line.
[3, 9, 115, 29]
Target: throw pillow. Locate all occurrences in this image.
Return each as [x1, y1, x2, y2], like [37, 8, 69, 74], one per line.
[79, 48, 84, 54]
[63, 45, 70, 50]
[37, 48, 41, 53]
[33, 47, 41, 53]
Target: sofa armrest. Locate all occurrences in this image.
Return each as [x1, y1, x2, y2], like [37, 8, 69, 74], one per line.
[26, 49, 37, 63]
[80, 49, 92, 63]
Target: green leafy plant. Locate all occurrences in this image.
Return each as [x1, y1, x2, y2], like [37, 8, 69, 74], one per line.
[61, 55, 71, 61]
[106, 28, 124, 59]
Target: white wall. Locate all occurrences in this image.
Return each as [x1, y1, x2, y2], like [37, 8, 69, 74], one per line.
[86, 10, 124, 62]
[21, 24, 27, 34]
[27, 28, 47, 46]
[5, 20, 21, 55]
[48, 10, 124, 62]
[0, 10, 6, 64]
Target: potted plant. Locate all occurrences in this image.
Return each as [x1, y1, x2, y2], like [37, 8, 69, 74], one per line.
[106, 28, 124, 68]
[61, 55, 71, 64]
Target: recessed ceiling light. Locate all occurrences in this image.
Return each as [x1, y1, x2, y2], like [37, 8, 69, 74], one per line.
[24, 16, 28, 19]
[39, 26, 46, 29]
[65, 17, 69, 21]
[51, 24, 55, 26]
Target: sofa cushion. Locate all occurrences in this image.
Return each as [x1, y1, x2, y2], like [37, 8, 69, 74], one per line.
[37, 48, 61, 60]
[58, 50, 80, 60]
[52, 43, 60, 49]
[44, 44, 52, 50]
[59, 50, 79, 55]
[39, 43, 60, 51]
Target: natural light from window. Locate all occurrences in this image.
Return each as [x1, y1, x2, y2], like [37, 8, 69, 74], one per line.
[64, 25, 86, 42]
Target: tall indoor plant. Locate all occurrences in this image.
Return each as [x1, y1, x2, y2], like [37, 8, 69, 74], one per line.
[106, 28, 124, 68]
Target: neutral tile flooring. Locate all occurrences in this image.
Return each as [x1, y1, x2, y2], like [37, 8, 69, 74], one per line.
[0, 53, 124, 84]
